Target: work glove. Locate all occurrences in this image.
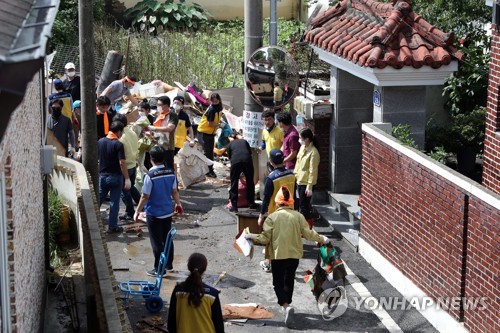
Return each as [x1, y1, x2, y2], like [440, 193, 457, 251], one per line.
[68, 147, 75, 156]
[76, 150, 82, 161]
[124, 179, 131, 190]
[244, 233, 256, 240]
[321, 235, 330, 245]
[175, 204, 183, 215]
[189, 140, 196, 147]
[133, 211, 140, 222]
[305, 189, 313, 197]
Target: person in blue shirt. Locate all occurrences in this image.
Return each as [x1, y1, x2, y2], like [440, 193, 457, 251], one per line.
[134, 146, 183, 276]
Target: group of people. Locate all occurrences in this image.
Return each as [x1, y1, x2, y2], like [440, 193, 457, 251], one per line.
[47, 69, 328, 331]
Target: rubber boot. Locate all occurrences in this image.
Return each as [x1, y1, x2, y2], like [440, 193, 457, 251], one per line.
[307, 218, 314, 230]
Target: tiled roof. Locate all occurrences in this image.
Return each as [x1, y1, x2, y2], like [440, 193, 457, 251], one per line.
[0, 0, 35, 58]
[305, 0, 463, 69]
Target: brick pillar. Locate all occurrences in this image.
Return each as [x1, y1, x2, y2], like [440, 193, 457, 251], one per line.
[483, 24, 500, 195]
[304, 115, 331, 193]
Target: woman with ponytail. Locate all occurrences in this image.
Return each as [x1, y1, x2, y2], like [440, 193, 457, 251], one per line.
[167, 253, 224, 333]
[245, 186, 330, 328]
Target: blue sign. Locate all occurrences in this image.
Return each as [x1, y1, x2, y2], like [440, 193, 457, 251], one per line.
[373, 90, 381, 107]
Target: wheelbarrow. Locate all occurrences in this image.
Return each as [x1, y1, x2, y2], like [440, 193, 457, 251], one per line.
[119, 227, 177, 313]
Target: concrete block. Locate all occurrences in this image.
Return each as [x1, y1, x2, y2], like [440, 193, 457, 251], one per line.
[337, 107, 373, 127]
[333, 127, 363, 147]
[332, 146, 362, 193]
[337, 89, 374, 109]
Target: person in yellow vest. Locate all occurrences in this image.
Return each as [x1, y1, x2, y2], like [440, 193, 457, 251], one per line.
[197, 93, 223, 178]
[167, 253, 224, 333]
[294, 128, 320, 229]
[173, 96, 195, 154]
[259, 109, 284, 157]
[273, 81, 284, 107]
[258, 148, 296, 273]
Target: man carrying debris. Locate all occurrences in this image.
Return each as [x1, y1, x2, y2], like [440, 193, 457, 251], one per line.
[134, 146, 183, 276]
[147, 96, 179, 169]
[100, 75, 140, 109]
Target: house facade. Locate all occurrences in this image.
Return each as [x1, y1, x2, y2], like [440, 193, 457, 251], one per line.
[121, 0, 306, 20]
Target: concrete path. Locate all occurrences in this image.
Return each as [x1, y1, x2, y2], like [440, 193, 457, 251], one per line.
[105, 167, 438, 333]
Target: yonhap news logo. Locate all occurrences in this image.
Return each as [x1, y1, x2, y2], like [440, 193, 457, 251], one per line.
[318, 289, 487, 321]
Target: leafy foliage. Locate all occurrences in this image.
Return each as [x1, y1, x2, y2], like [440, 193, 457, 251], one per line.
[49, 0, 105, 50]
[392, 124, 418, 149]
[94, 19, 304, 89]
[123, 0, 213, 32]
[48, 189, 63, 267]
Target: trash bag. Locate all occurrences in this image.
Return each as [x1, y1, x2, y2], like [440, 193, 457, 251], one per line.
[177, 142, 214, 188]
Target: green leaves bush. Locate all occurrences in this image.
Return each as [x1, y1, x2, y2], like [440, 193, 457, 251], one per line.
[124, 0, 213, 32]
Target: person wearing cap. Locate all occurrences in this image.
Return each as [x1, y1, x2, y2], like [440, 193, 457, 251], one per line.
[172, 96, 194, 154]
[72, 100, 81, 147]
[245, 185, 329, 328]
[147, 96, 179, 169]
[259, 109, 284, 158]
[258, 148, 296, 272]
[47, 99, 76, 158]
[100, 75, 140, 108]
[62, 62, 81, 102]
[226, 133, 257, 213]
[48, 78, 74, 121]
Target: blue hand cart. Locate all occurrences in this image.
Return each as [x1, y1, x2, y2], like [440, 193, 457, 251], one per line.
[119, 227, 177, 313]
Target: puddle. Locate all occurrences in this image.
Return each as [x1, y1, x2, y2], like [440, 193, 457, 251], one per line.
[123, 244, 138, 256]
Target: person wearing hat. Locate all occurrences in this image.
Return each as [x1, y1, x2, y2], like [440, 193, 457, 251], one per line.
[172, 96, 194, 154]
[62, 62, 81, 102]
[100, 75, 140, 109]
[258, 148, 296, 272]
[48, 78, 74, 121]
[245, 185, 329, 328]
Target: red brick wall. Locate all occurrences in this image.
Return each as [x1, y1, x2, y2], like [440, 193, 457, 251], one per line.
[464, 197, 499, 333]
[304, 116, 331, 191]
[361, 127, 500, 332]
[483, 24, 500, 194]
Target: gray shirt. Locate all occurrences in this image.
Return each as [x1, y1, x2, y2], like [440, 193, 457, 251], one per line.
[102, 79, 131, 103]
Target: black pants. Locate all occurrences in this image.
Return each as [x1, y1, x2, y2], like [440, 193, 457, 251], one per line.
[297, 184, 313, 220]
[164, 150, 175, 170]
[198, 132, 215, 173]
[271, 258, 299, 306]
[229, 162, 255, 208]
[146, 215, 174, 269]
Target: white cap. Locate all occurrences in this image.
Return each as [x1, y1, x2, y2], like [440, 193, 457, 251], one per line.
[65, 62, 76, 70]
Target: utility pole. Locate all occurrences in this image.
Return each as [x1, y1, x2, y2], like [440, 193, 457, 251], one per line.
[244, 0, 264, 187]
[244, 0, 263, 113]
[270, 0, 278, 45]
[79, 0, 98, 199]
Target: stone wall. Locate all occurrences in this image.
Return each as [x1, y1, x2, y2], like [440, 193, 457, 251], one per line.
[360, 123, 500, 333]
[0, 71, 45, 333]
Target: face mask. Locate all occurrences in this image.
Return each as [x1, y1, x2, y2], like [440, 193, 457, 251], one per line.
[173, 104, 181, 111]
[52, 107, 62, 117]
[299, 139, 305, 146]
[67, 71, 76, 77]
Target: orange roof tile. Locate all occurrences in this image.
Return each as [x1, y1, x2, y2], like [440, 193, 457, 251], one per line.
[305, 0, 463, 69]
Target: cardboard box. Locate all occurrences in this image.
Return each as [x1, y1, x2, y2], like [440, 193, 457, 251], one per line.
[125, 109, 140, 124]
[236, 211, 261, 234]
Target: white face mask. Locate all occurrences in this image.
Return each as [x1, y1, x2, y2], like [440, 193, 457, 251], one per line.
[299, 139, 305, 146]
[67, 71, 76, 77]
[173, 104, 182, 111]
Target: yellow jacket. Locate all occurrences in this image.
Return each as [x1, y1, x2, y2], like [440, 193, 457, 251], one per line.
[253, 206, 323, 260]
[119, 127, 139, 169]
[294, 143, 320, 191]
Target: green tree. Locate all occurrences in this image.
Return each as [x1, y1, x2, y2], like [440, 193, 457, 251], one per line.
[49, 0, 105, 50]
